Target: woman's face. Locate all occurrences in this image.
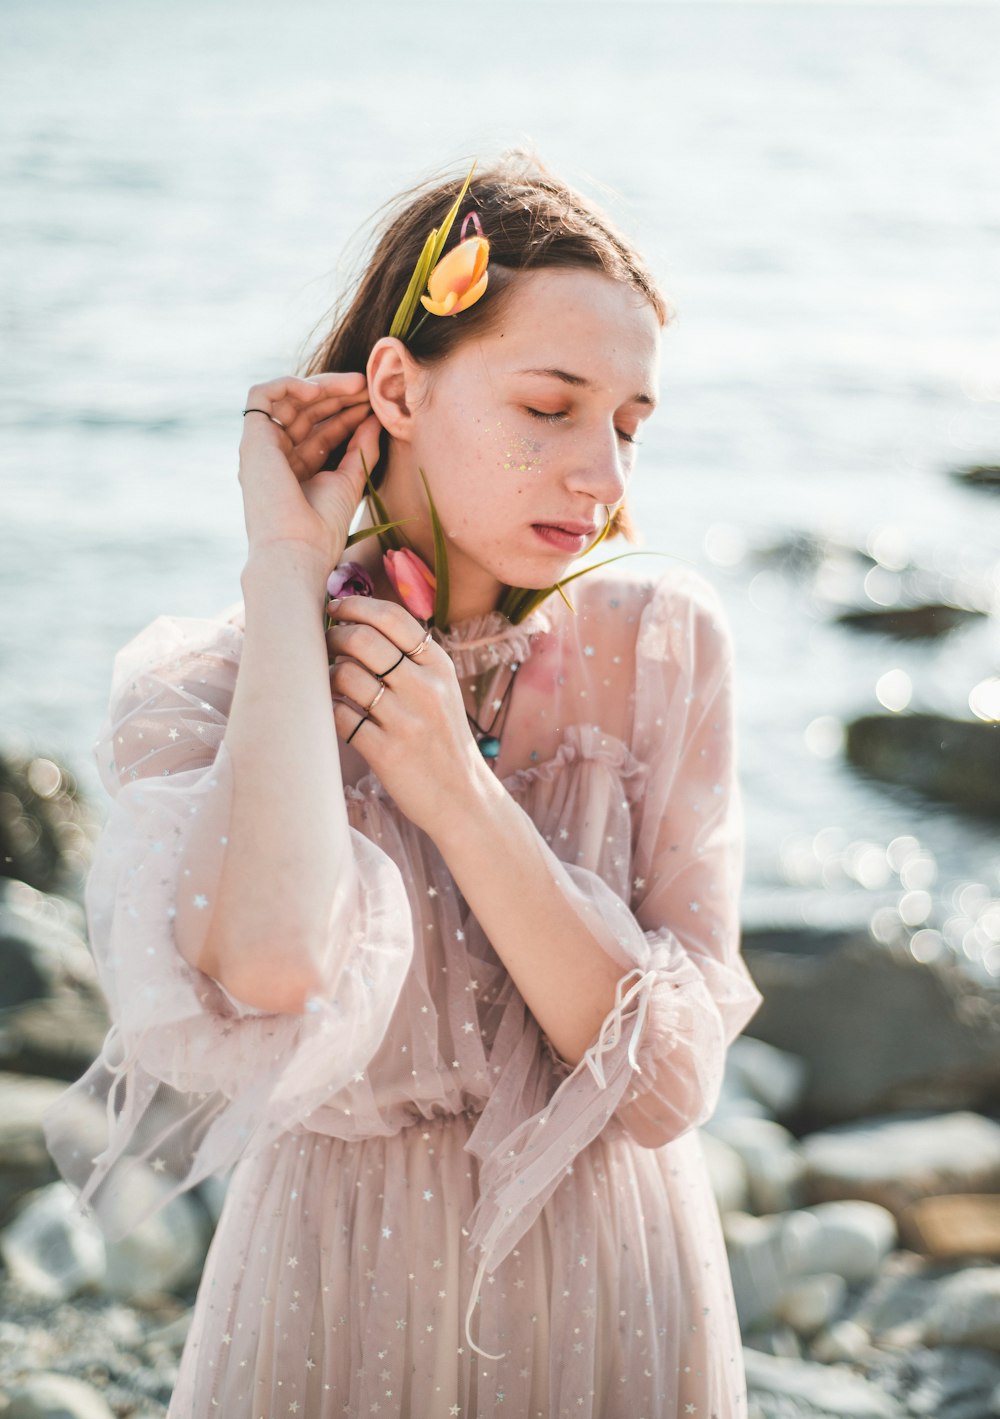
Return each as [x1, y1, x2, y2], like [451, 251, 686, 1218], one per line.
[376, 266, 661, 610]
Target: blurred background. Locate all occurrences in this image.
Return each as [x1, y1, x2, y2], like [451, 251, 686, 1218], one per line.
[2, 2, 1000, 1415]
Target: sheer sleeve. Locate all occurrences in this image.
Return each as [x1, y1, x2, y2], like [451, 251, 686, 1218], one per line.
[460, 569, 764, 1358]
[42, 606, 414, 1239]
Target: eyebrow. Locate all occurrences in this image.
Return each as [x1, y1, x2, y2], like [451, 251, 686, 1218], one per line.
[517, 367, 657, 409]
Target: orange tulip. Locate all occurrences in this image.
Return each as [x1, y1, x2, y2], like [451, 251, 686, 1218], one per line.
[420, 236, 489, 318]
[383, 548, 437, 621]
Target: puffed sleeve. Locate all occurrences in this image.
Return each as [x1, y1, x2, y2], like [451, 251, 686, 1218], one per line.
[42, 606, 414, 1239]
[460, 569, 763, 1359]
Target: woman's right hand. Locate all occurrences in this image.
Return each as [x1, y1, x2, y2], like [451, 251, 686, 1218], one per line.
[238, 372, 383, 568]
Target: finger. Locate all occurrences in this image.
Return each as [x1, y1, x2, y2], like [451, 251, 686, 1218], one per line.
[279, 393, 371, 448]
[333, 699, 378, 749]
[326, 593, 434, 659]
[293, 401, 370, 472]
[327, 620, 413, 678]
[338, 411, 384, 481]
[330, 658, 393, 718]
[243, 373, 367, 434]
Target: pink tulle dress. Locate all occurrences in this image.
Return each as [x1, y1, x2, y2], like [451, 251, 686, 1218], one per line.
[44, 565, 763, 1419]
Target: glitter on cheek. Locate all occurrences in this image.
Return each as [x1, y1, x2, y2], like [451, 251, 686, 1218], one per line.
[503, 433, 544, 473]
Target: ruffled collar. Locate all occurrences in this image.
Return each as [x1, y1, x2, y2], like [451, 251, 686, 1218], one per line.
[432, 603, 553, 678]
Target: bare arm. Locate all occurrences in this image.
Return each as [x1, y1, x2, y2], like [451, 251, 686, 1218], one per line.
[177, 373, 382, 1012]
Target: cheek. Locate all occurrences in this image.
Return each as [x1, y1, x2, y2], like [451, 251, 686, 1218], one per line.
[502, 432, 545, 475]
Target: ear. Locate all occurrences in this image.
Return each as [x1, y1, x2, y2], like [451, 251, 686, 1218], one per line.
[366, 337, 426, 444]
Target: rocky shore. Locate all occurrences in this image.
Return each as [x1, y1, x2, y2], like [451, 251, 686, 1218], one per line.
[2, 482, 998, 1417]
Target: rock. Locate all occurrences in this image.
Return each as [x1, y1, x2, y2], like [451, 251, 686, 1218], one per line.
[704, 1115, 806, 1214]
[880, 1344, 1000, 1419]
[0, 1074, 76, 1224]
[810, 1317, 873, 1364]
[834, 602, 985, 639]
[699, 1130, 750, 1216]
[742, 927, 1000, 1123]
[0, 996, 109, 1084]
[898, 1192, 1000, 1260]
[0, 752, 94, 899]
[951, 463, 1000, 491]
[2, 1372, 116, 1419]
[845, 713, 1000, 819]
[725, 1202, 896, 1331]
[0, 878, 96, 1010]
[774, 1272, 848, 1338]
[800, 1110, 1000, 1217]
[100, 1173, 207, 1300]
[918, 1266, 1000, 1351]
[0, 1183, 105, 1301]
[724, 1035, 808, 1120]
[742, 1346, 906, 1416]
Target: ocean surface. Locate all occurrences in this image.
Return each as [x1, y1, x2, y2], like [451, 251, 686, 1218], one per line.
[3, 1, 999, 966]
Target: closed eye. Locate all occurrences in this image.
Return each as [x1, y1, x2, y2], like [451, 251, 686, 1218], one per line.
[526, 407, 641, 446]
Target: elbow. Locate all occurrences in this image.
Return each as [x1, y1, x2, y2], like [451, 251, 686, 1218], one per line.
[191, 927, 330, 1016]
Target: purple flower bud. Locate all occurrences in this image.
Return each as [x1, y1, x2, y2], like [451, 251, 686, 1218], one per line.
[327, 561, 375, 600]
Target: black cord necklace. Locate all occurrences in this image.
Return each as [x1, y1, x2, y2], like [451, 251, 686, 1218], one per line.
[464, 660, 521, 763]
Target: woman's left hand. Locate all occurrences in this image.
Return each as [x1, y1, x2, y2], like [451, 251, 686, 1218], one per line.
[327, 595, 490, 835]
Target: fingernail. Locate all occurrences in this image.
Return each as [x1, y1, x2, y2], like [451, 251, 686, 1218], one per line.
[328, 597, 341, 607]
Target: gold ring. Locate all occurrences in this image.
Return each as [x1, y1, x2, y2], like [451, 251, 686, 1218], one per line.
[404, 630, 433, 658]
[366, 680, 387, 713]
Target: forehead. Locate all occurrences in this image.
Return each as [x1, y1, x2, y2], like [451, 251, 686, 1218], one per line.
[480, 267, 661, 391]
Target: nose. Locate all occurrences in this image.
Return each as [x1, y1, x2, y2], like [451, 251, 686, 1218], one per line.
[567, 423, 629, 509]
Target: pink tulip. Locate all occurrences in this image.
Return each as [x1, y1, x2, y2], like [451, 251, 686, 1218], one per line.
[383, 548, 437, 620]
[326, 562, 375, 599]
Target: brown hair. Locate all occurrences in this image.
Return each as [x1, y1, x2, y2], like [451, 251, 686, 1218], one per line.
[301, 151, 674, 540]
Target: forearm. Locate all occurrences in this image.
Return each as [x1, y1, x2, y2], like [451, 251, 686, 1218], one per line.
[192, 542, 355, 1010]
[431, 770, 625, 1068]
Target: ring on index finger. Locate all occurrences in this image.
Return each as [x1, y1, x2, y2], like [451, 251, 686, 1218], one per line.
[243, 407, 287, 430]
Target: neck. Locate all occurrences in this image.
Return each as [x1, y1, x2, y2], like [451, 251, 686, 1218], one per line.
[351, 480, 508, 626]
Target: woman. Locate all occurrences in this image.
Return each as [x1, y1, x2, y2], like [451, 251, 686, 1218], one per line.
[44, 153, 764, 1418]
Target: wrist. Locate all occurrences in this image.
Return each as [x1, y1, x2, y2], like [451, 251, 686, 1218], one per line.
[241, 540, 340, 597]
[427, 751, 508, 851]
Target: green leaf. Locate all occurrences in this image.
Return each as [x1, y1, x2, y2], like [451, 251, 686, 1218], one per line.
[388, 160, 477, 341]
[418, 467, 450, 629]
[345, 519, 411, 546]
[389, 229, 438, 340]
[427, 161, 476, 269]
[503, 550, 690, 623]
[360, 451, 408, 553]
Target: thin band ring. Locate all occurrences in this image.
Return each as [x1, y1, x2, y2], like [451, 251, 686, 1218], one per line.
[366, 680, 387, 713]
[243, 407, 287, 430]
[346, 711, 369, 744]
[404, 630, 433, 658]
[379, 649, 407, 677]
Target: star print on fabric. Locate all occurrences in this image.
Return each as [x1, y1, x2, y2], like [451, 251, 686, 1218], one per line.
[193, 895, 209, 910]
[167, 727, 179, 740]
[151, 1157, 166, 1173]
[381, 1226, 392, 1239]
[689, 901, 701, 912]
[422, 1190, 433, 1201]
[462, 1021, 475, 1033]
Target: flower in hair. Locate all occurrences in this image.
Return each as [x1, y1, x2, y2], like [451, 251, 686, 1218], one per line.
[420, 219, 489, 318]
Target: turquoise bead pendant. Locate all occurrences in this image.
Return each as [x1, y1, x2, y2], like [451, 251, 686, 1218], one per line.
[477, 735, 501, 760]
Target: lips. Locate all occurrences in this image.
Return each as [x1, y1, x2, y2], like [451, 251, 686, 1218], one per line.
[531, 523, 594, 553]
[533, 521, 598, 537]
